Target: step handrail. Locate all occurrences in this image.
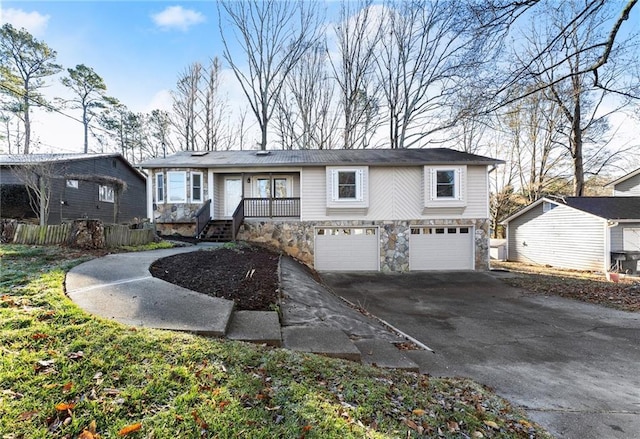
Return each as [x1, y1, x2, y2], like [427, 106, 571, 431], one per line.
[193, 199, 212, 238]
[231, 199, 245, 241]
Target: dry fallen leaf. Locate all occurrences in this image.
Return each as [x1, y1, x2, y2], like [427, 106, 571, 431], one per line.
[54, 402, 75, 411]
[483, 420, 500, 430]
[412, 408, 426, 416]
[62, 382, 73, 393]
[117, 422, 142, 436]
[17, 410, 38, 422]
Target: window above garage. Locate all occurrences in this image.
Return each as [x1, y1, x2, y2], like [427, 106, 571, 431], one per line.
[424, 165, 467, 208]
[326, 166, 369, 208]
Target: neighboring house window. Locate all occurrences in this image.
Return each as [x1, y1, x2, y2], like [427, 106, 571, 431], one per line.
[425, 166, 466, 207]
[156, 173, 164, 203]
[167, 171, 186, 203]
[66, 179, 78, 189]
[191, 172, 203, 203]
[99, 185, 114, 203]
[328, 168, 366, 204]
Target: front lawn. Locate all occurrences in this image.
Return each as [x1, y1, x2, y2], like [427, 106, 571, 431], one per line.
[1, 245, 551, 438]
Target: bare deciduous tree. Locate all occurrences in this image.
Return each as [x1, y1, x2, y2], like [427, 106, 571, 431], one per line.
[516, 1, 637, 195]
[172, 62, 202, 151]
[376, 0, 489, 149]
[219, 0, 321, 150]
[276, 43, 339, 149]
[329, 0, 383, 149]
[10, 159, 60, 226]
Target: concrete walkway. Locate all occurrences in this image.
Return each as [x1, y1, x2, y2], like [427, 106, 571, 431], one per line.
[65, 244, 420, 370]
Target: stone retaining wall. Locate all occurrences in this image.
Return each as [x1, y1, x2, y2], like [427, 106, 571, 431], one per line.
[238, 219, 490, 272]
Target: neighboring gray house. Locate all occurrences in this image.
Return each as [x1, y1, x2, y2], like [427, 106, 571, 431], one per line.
[607, 167, 640, 196]
[0, 153, 147, 225]
[503, 197, 640, 273]
[139, 148, 502, 272]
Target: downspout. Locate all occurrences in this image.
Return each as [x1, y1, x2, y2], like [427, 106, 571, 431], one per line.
[605, 220, 619, 273]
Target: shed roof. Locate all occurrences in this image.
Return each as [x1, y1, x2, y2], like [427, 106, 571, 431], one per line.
[502, 196, 640, 224]
[564, 197, 640, 220]
[138, 148, 503, 168]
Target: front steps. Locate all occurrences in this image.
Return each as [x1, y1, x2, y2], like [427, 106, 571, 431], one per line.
[200, 220, 233, 242]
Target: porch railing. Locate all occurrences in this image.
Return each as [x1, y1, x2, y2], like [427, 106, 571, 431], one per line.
[231, 198, 245, 240]
[193, 199, 212, 238]
[243, 197, 300, 218]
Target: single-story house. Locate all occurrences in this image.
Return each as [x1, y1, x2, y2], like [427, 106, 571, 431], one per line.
[139, 148, 502, 272]
[607, 167, 640, 196]
[0, 153, 147, 225]
[503, 197, 640, 274]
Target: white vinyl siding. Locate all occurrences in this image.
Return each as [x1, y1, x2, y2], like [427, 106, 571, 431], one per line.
[508, 203, 606, 271]
[301, 165, 488, 221]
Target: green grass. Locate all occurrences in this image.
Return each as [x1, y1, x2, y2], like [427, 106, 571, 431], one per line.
[0, 245, 552, 438]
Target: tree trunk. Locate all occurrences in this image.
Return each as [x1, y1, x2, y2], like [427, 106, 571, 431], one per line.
[83, 105, 89, 153]
[23, 93, 30, 154]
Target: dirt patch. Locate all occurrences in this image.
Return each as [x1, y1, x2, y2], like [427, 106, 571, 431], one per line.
[150, 244, 280, 311]
[493, 261, 640, 312]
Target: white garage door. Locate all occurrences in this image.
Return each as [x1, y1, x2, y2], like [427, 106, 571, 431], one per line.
[315, 227, 379, 271]
[410, 226, 474, 271]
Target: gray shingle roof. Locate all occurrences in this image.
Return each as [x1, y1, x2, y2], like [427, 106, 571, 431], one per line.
[565, 197, 640, 220]
[138, 148, 503, 168]
[0, 153, 121, 165]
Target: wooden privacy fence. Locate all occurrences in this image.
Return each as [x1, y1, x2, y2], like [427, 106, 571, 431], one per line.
[103, 225, 155, 247]
[10, 223, 156, 247]
[13, 223, 72, 245]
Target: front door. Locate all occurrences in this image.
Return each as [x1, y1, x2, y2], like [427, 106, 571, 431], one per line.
[224, 178, 242, 217]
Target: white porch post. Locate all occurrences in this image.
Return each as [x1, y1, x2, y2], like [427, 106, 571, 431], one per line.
[146, 170, 153, 222]
[208, 169, 214, 219]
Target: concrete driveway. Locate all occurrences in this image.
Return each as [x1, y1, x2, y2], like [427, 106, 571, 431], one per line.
[320, 271, 640, 439]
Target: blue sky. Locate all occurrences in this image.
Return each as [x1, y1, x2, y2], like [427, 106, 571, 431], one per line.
[3, 1, 227, 110]
[2, 1, 244, 152]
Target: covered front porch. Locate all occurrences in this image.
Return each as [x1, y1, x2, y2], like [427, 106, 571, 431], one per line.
[195, 171, 302, 241]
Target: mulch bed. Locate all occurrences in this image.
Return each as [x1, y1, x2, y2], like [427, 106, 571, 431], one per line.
[150, 244, 280, 311]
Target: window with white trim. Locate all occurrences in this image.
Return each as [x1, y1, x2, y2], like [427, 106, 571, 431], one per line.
[425, 166, 466, 206]
[156, 173, 164, 203]
[167, 171, 187, 203]
[66, 179, 78, 189]
[327, 167, 367, 207]
[99, 185, 114, 203]
[191, 172, 203, 203]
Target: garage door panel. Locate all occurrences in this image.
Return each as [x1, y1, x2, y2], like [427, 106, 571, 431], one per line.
[315, 228, 379, 271]
[410, 227, 473, 271]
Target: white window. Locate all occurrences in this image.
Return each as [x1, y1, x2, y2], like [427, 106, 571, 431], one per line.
[327, 167, 367, 207]
[425, 166, 466, 207]
[167, 171, 186, 203]
[156, 173, 164, 203]
[99, 185, 114, 203]
[66, 179, 78, 189]
[623, 228, 640, 251]
[191, 172, 203, 203]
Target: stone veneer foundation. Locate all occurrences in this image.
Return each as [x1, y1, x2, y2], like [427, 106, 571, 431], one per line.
[238, 219, 490, 273]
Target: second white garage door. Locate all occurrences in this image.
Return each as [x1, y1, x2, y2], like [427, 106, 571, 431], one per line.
[314, 227, 379, 271]
[410, 226, 474, 270]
